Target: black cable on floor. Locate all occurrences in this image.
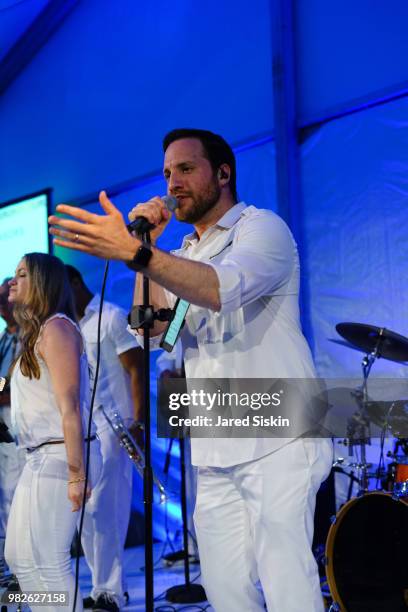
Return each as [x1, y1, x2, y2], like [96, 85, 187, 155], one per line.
[72, 260, 109, 612]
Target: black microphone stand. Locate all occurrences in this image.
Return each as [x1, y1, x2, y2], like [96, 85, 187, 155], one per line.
[129, 228, 173, 612]
[129, 221, 204, 607]
[165, 435, 206, 604]
[141, 234, 154, 612]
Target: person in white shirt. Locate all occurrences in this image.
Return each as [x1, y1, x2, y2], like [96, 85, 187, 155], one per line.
[49, 128, 333, 611]
[66, 265, 144, 612]
[5, 252, 101, 612]
[0, 278, 24, 588]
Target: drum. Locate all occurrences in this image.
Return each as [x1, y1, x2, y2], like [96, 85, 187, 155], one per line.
[394, 457, 408, 497]
[396, 463, 408, 483]
[325, 492, 408, 611]
[385, 456, 408, 497]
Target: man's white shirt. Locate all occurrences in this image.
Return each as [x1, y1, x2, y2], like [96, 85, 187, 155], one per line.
[132, 203, 317, 466]
[80, 295, 139, 432]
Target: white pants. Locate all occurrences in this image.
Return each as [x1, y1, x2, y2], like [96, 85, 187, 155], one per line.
[0, 405, 25, 576]
[81, 427, 132, 607]
[5, 442, 102, 612]
[194, 438, 333, 612]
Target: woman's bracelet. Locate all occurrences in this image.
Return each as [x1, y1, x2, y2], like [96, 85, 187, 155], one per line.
[68, 476, 86, 485]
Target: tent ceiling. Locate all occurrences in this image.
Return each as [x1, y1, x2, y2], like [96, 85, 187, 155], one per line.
[0, 0, 50, 63]
[1, 0, 408, 117]
[0, 0, 78, 94]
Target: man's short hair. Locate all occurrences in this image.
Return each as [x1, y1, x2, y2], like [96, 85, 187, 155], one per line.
[163, 128, 238, 202]
[65, 264, 85, 286]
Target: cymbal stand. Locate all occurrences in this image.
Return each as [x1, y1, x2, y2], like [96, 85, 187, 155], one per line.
[349, 334, 384, 492]
[361, 328, 384, 401]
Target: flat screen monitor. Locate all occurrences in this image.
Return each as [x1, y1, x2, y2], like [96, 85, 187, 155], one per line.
[0, 189, 51, 332]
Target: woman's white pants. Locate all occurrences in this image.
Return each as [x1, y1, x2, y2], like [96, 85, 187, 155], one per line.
[5, 442, 101, 612]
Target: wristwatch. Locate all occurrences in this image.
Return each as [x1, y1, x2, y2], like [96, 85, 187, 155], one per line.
[126, 242, 153, 271]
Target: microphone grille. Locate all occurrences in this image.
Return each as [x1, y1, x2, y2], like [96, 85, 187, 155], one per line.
[162, 195, 178, 212]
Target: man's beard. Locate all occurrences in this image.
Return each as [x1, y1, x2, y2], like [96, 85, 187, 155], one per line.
[176, 178, 221, 224]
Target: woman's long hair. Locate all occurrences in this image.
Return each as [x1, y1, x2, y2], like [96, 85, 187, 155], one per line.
[13, 253, 77, 379]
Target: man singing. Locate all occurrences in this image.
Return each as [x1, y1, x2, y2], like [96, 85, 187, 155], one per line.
[49, 128, 332, 611]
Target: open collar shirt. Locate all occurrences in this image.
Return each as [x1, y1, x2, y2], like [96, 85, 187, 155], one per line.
[136, 203, 317, 466]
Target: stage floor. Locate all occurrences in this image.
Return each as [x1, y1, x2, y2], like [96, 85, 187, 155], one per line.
[79, 545, 332, 610]
[1, 544, 332, 610]
[79, 543, 213, 612]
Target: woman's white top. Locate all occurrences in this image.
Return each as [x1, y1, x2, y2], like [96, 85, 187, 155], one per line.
[10, 313, 93, 449]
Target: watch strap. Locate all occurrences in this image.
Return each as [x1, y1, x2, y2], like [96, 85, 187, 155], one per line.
[126, 242, 153, 271]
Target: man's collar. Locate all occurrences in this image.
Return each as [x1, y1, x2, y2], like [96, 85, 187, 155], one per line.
[181, 202, 247, 248]
[84, 294, 100, 316]
[215, 201, 247, 229]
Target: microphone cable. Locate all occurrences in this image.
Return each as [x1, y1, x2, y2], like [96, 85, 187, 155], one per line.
[72, 260, 109, 612]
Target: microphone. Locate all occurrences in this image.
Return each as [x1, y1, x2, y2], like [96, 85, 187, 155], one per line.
[127, 195, 178, 235]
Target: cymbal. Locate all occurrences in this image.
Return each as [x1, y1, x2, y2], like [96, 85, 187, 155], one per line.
[336, 323, 408, 362]
[365, 399, 408, 438]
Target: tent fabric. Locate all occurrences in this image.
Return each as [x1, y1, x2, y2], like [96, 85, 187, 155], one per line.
[301, 96, 408, 378]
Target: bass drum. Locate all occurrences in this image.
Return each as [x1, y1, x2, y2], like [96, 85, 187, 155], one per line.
[325, 492, 408, 611]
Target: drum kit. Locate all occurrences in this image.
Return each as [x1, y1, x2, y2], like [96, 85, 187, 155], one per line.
[325, 322, 408, 612]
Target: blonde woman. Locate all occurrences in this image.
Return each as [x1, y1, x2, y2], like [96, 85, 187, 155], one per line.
[5, 253, 101, 612]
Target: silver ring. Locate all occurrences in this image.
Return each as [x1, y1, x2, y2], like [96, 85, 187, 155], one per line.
[74, 233, 79, 242]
